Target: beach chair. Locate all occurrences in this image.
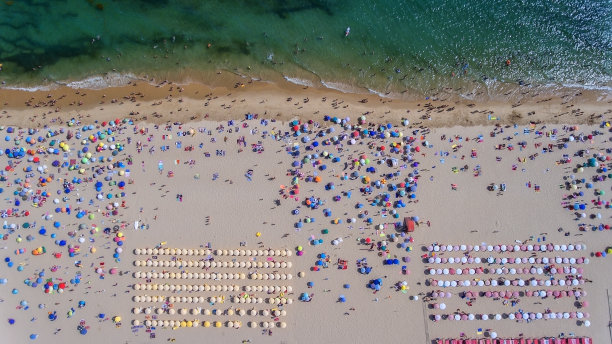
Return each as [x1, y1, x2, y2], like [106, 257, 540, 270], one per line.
[337, 259, 348, 270]
[580, 338, 591, 344]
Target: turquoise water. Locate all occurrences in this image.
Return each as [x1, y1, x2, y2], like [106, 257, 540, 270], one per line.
[0, 0, 610, 97]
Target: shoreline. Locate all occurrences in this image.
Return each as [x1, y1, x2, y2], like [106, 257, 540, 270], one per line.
[1, 71, 610, 130]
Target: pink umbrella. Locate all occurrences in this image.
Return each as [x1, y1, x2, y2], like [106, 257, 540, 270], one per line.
[546, 290, 553, 297]
[516, 313, 523, 319]
[547, 244, 553, 251]
[577, 267, 583, 274]
[431, 291, 438, 298]
[570, 312, 576, 319]
[427, 245, 433, 252]
[434, 314, 441, 321]
[553, 290, 560, 297]
[467, 257, 474, 264]
[433, 303, 439, 309]
[529, 313, 536, 320]
[467, 245, 473, 251]
[530, 267, 536, 274]
[494, 245, 500, 252]
[499, 291, 506, 298]
[534, 244, 540, 251]
[449, 268, 456, 275]
[521, 257, 528, 263]
[536, 258, 542, 263]
[520, 245, 527, 251]
[526, 290, 533, 297]
[484, 280, 491, 286]
[441, 257, 448, 263]
[576, 257, 584, 264]
[512, 291, 519, 298]
[551, 279, 558, 285]
[492, 291, 499, 298]
[461, 314, 468, 320]
[445, 292, 452, 299]
[584, 312, 590, 318]
[453, 245, 460, 251]
[582, 301, 589, 308]
[512, 280, 519, 286]
[485, 291, 492, 297]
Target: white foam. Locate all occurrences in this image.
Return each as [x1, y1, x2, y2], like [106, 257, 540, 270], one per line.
[283, 76, 313, 87]
[1, 85, 56, 92]
[62, 73, 138, 90]
[367, 88, 391, 98]
[558, 83, 612, 92]
[320, 80, 358, 94]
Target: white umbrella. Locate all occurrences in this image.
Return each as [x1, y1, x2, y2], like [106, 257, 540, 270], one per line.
[508, 313, 515, 320]
[440, 303, 446, 310]
[475, 257, 482, 264]
[491, 332, 497, 339]
[454, 314, 461, 321]
[495, 314, 502, 320]
[461, 257, 468, 264]
[504, 280, 511, 286]
[584, 320, 590, 327]
[481, 314, 489, 320]
[491, 280, 498, 286]
[477, 280, 484, 286]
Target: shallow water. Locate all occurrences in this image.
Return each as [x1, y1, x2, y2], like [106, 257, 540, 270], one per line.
[0, 0, 610, 97]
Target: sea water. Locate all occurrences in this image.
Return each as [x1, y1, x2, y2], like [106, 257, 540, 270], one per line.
[0, 0, 610, 98]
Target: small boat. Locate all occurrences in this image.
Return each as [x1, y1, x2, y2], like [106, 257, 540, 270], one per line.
[345, 27, 350, 37]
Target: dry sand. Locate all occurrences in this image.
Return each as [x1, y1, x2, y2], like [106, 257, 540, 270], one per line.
[0, 78, 610, 344]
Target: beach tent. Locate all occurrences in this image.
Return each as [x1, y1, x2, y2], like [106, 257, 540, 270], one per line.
[404, 218, 415, 232]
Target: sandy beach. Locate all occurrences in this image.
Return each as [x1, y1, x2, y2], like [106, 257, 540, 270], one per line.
[0, 77, 610, 344]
